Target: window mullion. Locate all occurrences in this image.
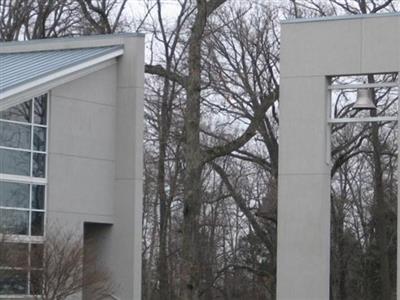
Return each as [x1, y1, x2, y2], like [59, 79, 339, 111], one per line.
[0, 94, 48, 297]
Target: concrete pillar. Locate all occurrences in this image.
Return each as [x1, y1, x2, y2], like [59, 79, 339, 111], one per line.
[112, 35, 145, 299]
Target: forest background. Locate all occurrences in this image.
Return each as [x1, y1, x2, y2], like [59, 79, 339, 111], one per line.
[1, 1, 399, 299]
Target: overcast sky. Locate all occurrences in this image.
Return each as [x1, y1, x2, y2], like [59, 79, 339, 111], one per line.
[126, 0, 182, 24]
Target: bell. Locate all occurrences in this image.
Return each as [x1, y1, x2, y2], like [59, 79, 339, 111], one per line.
[353, 88, 376, 110]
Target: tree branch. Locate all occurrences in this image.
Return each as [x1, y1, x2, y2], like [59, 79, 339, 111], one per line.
[145, 64, 188, 88]
[202, 91, 277, 164]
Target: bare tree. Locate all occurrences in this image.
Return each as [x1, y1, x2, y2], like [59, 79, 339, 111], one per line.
[0, 227, 114, 300]
[0, 0, 131, 41]
[77, 0, 129, 34]
[0, 0, 83, 41]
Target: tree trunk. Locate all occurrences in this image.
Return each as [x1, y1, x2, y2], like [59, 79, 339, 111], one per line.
[181, 2, 206, 299]
[369, 75, 392, 299]
[372, 123, 392, 298]
[158, 74, 171, 300]
[181, 2, 226, 298]
[338, 212, 346, 300]
[181, 37, 202, 300]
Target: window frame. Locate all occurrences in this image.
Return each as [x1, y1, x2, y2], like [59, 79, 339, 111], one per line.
[0, 93, 49, 298]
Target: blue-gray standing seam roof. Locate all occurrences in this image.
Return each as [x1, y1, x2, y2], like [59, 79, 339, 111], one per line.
[0, 46, 122, 95]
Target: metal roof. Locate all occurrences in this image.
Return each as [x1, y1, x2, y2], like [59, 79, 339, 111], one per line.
[0, 33, 143, 48]
[281, 11, 400, 24]
[0, 45, 123, 96]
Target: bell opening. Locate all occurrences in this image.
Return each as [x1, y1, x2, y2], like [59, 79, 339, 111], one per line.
[352, 88, 376, 110]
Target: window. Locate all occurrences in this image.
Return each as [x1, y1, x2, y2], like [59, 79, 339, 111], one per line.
[0, 242, 44, 295]
[0, 182, 45, 236]
[328, 74, 398, 298]
[0, 94, 48, 297]
[0, 95, 47, 178]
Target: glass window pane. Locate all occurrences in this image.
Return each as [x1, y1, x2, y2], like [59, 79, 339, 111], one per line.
[0, 243, 28, 268]
[0, 149, 30, 176]
[31, 212, 44, 236]
[33, 127, 46, 151]
[34, 95, 47, 125]
[0, 121, 31, 149]
[0, 100, 31, 123]
[0, 270, 28, 295]
[0, 181, 29, 208]
[32, 185, 45, 210]
[31, 244, 43, 268]
[30, 270, 43, 295]
[0, 209, 29, 235]
[32, 153, 46, 178]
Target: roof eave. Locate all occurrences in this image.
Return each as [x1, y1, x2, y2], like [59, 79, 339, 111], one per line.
[0, 33, 142, 54]
[281, 11, 400, 25]
[0, 47, 123, 111]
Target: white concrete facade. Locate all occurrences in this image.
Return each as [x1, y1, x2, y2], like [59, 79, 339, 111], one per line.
[0, 34, 144, 299]
[278, 13, 400, 300]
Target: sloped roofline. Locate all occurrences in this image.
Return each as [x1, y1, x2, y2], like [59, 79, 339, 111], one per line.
[0, 46, 123, 102]
[0, 34, 144, 109]
[0, 32, 143, 53]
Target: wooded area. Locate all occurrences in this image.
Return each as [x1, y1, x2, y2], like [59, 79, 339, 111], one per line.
[1, 1, 400, 299]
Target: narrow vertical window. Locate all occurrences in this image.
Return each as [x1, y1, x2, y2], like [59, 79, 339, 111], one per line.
[0, 94, 48, 297]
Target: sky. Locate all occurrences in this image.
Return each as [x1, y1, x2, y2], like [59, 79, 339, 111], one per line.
[125, 0, 294, 24]
[126, 0, 182, 24]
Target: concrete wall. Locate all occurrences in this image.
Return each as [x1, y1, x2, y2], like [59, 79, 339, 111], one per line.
[49, 63, 117, 225]
[113, 35, 144, 300]
[44, 35, 144, 300]
[278, 14, 400, 300]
